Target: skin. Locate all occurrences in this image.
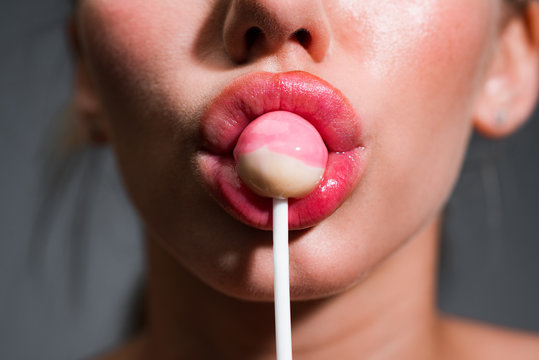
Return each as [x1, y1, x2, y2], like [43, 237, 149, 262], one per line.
[72, 0, 539, 358]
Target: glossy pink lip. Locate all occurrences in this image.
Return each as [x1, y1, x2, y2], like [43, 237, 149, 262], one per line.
[197, 71, 366, 230]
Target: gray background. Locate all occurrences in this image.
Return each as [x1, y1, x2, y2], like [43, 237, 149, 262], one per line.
[1, 2, 144, 359]
[1, 1, 538, 359]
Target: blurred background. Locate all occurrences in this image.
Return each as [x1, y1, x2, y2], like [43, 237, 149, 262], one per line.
[1, 1, 538, 359]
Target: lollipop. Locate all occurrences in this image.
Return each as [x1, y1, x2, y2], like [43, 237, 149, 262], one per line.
[234, 111, 328, 360]
[234, 111, 327, 198]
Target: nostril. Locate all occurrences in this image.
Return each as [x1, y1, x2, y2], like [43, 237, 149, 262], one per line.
[245, 27, 264, 51]
[292, 28, 312, 48]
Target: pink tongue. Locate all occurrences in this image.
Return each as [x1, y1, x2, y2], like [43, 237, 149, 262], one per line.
[233, 111, 327, 168]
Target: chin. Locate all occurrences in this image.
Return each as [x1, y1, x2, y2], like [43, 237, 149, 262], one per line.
[202, 269, 364, 303]
[185, 222, 373, 303]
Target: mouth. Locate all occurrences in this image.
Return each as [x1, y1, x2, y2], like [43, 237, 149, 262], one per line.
[197, 71, 366, 230]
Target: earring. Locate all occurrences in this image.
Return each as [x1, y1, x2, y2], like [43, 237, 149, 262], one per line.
[495, 110, 507, 127]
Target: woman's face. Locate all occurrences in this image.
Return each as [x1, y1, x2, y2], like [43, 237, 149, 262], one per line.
[75, 0, 501, 300]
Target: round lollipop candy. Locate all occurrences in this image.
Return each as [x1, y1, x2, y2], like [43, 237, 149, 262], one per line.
[234, 111, 328, 360]
[234, 111, 328, 199]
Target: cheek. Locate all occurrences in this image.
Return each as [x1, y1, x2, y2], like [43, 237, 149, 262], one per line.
[80, 0, 203, 63]
[331, 1, 496, 171]
[372, 2, 495, 233]
[372, 1, 495, 106]
[77, 0, 215, 178]
[78, 0, 216, 120]
[333, 0, 495, 92]
[371, 1, 495, 186]
[77, 1, 218, 234]
[327, 1, 497, 250]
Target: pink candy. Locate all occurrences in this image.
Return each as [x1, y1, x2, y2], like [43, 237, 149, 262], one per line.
[234, 111, 328, 199]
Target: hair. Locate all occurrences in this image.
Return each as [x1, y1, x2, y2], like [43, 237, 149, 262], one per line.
[508, 0, 533, 11]
[508, 0, 530, 6]
[506, 0, 534, 14]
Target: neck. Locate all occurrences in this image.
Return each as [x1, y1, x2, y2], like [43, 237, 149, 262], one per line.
[145, 217, 441, 360]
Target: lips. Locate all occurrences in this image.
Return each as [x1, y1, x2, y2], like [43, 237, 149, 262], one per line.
[197, 71, 366, 230]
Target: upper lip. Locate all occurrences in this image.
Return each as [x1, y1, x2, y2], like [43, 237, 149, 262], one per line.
[199, 71, 363, 156]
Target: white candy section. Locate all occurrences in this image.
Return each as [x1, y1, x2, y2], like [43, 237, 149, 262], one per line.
[236, 147, 325, 199]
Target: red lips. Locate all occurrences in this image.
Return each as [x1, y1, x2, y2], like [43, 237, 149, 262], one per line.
[197, 71, 366, 230]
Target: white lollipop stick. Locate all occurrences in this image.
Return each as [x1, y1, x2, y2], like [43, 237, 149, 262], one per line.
[273, 197, 292, 360]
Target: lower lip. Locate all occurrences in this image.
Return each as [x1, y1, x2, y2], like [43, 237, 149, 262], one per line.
[198, 147, 365, 230]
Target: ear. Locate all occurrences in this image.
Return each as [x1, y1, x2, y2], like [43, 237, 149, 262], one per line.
[68, 18, 109, 144]
[474, 3, 539, 138]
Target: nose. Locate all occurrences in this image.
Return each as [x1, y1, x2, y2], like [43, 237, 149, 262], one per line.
[223, 0, 331, 64]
